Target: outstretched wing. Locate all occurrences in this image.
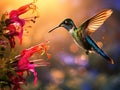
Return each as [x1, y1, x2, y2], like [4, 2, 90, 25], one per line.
[80, 9, 113, 35]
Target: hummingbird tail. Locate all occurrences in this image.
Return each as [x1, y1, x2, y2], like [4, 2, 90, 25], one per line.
[85, 36, 114, 64]
[107, 58, 114, 64]
[95, 48, 114, 64]
[99, 51, 114, 64]
[100, 54, 114, 64]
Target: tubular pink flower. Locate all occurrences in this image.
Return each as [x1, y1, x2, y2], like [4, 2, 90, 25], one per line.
[16, 41, 50, 86]
[4, 2, 38, 48]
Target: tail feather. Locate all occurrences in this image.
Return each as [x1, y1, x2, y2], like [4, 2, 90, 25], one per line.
[85, 36, 114, 64]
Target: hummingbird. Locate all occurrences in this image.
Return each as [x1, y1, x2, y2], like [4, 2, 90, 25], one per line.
[48, 9, 114, 64]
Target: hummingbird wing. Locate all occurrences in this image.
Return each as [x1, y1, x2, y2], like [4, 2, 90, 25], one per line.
[80, 9, 113, 35]
[85, 36, 114, 64]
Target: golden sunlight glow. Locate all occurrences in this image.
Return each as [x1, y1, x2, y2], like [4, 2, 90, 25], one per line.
[0, 0, 99, 47]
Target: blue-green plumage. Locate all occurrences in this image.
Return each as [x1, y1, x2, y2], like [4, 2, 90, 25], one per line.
[85, 36, 113, 63]
[48, 9, 114, 64]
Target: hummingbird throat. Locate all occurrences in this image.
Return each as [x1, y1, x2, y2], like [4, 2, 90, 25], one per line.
[69, 27, 75, 34]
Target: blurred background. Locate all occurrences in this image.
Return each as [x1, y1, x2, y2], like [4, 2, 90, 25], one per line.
[0, 0, 120, 90]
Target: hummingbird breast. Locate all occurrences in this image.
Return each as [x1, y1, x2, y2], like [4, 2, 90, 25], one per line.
[71, 29, 92, 52]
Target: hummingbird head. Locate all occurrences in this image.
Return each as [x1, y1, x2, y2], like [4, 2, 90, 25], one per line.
[48, 18, 76, 33]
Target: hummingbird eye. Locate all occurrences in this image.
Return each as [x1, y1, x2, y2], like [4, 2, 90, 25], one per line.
[64, 21, 68, 24]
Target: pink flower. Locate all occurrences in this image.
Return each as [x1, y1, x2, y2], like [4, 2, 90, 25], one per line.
[4, 2, 38, 48]
[6, 41, 50, 90]
[11, 41, 50, 89]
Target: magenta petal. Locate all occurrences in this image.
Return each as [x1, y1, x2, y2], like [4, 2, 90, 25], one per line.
[9, 10, 18, 19]
[16, 42, 50, 87]
[18, 61, 38, 86]
[28, 64, 38, 86]
[18, 28, 23, 45]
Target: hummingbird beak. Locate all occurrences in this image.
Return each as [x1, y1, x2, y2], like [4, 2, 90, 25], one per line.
[48, 25, 60, 33]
